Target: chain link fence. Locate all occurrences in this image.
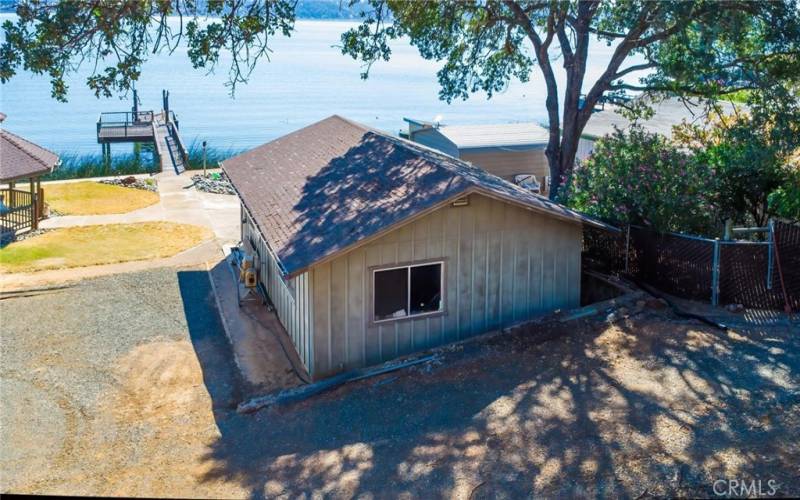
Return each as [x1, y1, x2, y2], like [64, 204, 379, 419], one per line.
[582, 220, 800, 312]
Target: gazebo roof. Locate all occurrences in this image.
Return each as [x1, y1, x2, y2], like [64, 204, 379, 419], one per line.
[0, 128, 60, 183]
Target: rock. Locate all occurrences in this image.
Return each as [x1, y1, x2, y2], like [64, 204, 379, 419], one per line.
[99, 177, 158, 192]
[636, 300, 647, 309]
[645, 298, 668, 310]
[191, 173, 236, 195]
[618, 307, 629, 316]
[606, 312, 617, 322]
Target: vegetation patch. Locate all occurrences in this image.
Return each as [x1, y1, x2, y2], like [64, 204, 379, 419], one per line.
[44, 181, 160, 215]
[0, 222, 212, 272]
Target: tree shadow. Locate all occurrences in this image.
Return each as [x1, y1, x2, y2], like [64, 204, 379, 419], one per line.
[175, 290, 799, 498]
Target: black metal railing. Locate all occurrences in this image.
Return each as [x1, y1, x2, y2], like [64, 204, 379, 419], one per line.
[0, 188, 35, 232]
[97, 111, 155, 137]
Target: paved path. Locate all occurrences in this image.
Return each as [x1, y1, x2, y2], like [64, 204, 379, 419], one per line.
[41, 172, 240, 242]
[207, 256, 308, 392]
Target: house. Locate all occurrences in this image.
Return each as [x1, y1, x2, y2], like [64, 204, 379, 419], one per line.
[223, 115, 611, 380]
[576, 97, 742, 162]
[404, 118, 552, 194]
[1, 113, 59, 235]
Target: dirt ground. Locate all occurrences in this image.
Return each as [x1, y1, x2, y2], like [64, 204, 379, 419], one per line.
[1, 267, 798, 498]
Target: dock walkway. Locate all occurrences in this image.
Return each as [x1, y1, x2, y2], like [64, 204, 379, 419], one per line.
[97, 108, 189, 176]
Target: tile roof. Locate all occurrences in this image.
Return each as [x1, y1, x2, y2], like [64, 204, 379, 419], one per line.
[1, 128, 60, 182]
[223, 115, 611, 277]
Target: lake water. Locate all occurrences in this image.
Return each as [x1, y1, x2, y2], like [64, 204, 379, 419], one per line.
[1, 15, 641, 157]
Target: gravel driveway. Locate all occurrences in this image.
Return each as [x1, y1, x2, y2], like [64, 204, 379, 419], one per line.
[1, 267, 798, 498]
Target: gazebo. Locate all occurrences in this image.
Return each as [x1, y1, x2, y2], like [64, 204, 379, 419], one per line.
[1, 113, 60, 234]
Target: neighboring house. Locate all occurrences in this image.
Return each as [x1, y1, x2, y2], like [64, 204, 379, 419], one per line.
[1, 113, 59, 233]
[404, 118, 552, 194]
[576, 97, 741, 162]
[224, 115, 611, 380]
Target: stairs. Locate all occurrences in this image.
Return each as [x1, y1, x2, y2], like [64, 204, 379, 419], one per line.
[165, 130, 186, 174]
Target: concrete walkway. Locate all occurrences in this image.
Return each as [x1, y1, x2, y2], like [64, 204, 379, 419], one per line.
[40, 172, 240, 243]
[2, 173, 241, 290]
[208, 256, 308, 393]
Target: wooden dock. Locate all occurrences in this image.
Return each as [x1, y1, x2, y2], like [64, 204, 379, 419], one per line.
[96, 93, 189, 175]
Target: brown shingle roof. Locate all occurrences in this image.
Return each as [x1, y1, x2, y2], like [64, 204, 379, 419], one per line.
[1, 128, 60, 182]
[223, 115, 611, 277]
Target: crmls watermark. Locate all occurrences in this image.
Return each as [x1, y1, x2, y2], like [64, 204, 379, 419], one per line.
[713, 479, 781, 497]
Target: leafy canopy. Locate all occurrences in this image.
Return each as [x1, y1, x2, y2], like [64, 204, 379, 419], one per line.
[2, 1, 800, 200]
[673, 89, 800, 227]
[340, 0, 800, 198]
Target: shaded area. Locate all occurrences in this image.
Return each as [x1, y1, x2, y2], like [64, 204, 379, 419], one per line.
[177, 269, 246, 413]
[3, 267, 797, 497]
[197, 304, 800, 498]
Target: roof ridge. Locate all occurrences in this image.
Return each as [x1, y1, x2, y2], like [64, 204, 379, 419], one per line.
[0, 128, 59, 169]
[362, 125, 555, 200]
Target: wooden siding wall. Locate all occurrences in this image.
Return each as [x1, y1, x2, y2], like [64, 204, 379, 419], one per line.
[243, 211, 314, 373]
[460, 149, 548, 181]
[309, 194, 582, 379]
[411, 128, 460, 158]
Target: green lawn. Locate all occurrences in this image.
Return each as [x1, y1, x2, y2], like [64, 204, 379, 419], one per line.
[44, 181, 159, 215]
[0, 222, 212, 272]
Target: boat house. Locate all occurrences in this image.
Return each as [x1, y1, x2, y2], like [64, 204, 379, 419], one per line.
[404, 118, 552, 194]
[223, 116, 609, 380]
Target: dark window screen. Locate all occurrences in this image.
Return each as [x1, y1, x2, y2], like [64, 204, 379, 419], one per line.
[374, 268, 408, 321]
[410, 264, 442, 314]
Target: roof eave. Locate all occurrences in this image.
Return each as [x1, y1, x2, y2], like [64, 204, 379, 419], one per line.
[457, 143, 549, 153]
[221, 161, 292, 278]
[283, 186, 617, 279]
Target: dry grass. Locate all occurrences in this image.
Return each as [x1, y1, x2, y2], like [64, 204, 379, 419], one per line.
[44, 181, 159, 215]
[0, 222, 212, 272]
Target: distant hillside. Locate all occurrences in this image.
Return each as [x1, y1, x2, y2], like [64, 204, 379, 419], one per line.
[0, 1, 367, 19]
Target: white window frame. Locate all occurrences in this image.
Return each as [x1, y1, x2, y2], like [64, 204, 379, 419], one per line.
[371, 260, 445, 324]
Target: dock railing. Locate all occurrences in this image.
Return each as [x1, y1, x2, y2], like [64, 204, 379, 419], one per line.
[97, 110, 155, 137]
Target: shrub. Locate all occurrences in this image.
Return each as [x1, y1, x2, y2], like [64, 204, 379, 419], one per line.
[565, 125, 716, 234]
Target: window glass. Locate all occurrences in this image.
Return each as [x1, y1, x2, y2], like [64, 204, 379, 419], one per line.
[410, 263, 442, 314]
[374, 268, 408, 321]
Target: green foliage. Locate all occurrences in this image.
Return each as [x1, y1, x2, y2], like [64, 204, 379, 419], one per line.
[3, 1, 800, 200]
[43, 143, 240, 180]
[565, 126, 716, 234]
[183, 141, 242, 170]
[673, 90, 800, 227]
[45, 150, 158, 181]
[768, 166, 800, 221]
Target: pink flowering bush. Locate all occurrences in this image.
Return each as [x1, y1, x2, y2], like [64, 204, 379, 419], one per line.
[564, 125, 716, 234]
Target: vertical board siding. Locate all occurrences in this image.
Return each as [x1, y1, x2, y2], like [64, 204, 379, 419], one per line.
[310, 194, 582, 379]
[460, 149, 549, 181]
[243, 212, 313, 374]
